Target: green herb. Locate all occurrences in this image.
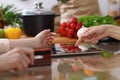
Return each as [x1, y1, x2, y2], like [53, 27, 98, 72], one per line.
[101, 50, 114, 58]
[0, 4, 22, 27]
[78, 15, 117, 27]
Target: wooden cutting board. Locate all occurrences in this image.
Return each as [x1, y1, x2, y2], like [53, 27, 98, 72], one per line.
[52, 34, 77, 44]
[21, 33, 77, 44]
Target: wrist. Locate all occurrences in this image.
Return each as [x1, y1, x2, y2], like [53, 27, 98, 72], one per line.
[104, 25, 115, 37]
[0, 39, 10, 53]
[28, 38, 39, 48]
[32, 38, 41, 48]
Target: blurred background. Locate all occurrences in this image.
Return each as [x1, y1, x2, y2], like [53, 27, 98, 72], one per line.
[0, 0, 120, 38]
[0, 0, 113, 16]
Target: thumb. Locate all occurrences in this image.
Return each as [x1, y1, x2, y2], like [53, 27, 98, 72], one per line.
[35, 29, 50, 38]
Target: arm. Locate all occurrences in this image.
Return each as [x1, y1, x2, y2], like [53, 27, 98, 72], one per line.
[9, 38, 37, 49]
[75, 25, 120, 46]
[9, 29, 56, 49]
[107, 25, 120, 40]
[0, 29, 56, 53]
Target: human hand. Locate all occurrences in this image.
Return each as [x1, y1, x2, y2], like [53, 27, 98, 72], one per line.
[0, 47, 34, 72]
[33, 29, 56, 48]
[75, 25, 110, 46]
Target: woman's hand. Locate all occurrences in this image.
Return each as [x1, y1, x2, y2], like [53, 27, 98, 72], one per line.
[33, 29, 56, 48]
[0, 47, 34, 72]
[75, 25, 111, 46]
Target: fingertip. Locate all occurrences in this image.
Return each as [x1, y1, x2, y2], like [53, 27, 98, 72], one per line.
[75, 37, 83, 46]
[42, 29, 50, 33]
[46, 29, 51, 31]
[52, 32, 57, 35]
[75, 43, 78, 47]
[75, 40, 80, 47]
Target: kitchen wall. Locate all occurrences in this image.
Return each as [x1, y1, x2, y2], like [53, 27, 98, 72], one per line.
[0, 0, 58, 11]
[98, 0, 109, 16]
[0, 0, 110, 16]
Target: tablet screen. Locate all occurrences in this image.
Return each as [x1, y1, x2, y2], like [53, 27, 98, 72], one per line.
[52, 43, 101, 57]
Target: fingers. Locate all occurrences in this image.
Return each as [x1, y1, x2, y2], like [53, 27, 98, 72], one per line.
[44, 36, 55, 46]
[83, 27, 97, 37]
[75, 36, 83, 46]
[35, 29, 51, 38]
[50, 32, 57, 36]
[47, 38, 54, 45]
[22, 47, 34, 65]
[21, 53, 30, 68]
[75, 27, 100, 45]
[46, 32, 56, 38]
[12, 47, 34, 71]
[75, 34, 99, 46]
[75, 28, 93, 46]
[84, 37, 98, 44]
[45, 31, 56, 45]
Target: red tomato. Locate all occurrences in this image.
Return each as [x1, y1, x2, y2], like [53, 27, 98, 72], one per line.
[74, 31, 78, 38]
[71, 48, 76, 53]
[59, 22, 68, 36]
[75, 47, 82, 52]
[67, 22, 72, 28]
[66, 33, 73, 38]
[60, 44, 66, 48]
[66, 28, 74, 38]
[59, 26, 66, 36]
[70, 22, 76, 29]
[77, 22, 83, 26]
[76, 25, 81, 31]
[66, 46, 72, 51]
[65, 27, 70, 32]
[71, 17, 78, 24]
[61, 22, 67, 27]
[68, 28, 74, 35]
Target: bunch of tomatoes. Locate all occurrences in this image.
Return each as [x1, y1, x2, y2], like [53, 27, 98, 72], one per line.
[60, 44, 81, 53]
[59, 17, 83, 38]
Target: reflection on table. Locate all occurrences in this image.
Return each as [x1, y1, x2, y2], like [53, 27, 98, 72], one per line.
[0, 52, 120, 80]
[0, 66, 51, 80]
[8, 26, 120, 80]
[52, 55, 120, 80]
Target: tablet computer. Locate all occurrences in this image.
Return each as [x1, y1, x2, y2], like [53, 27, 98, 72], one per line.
[51, 43, 101, 58]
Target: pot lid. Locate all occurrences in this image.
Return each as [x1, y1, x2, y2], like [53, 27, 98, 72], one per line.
[22, 2, 54, 15]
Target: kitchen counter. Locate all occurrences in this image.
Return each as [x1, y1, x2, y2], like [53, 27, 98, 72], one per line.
[0, 42, 120, 80]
